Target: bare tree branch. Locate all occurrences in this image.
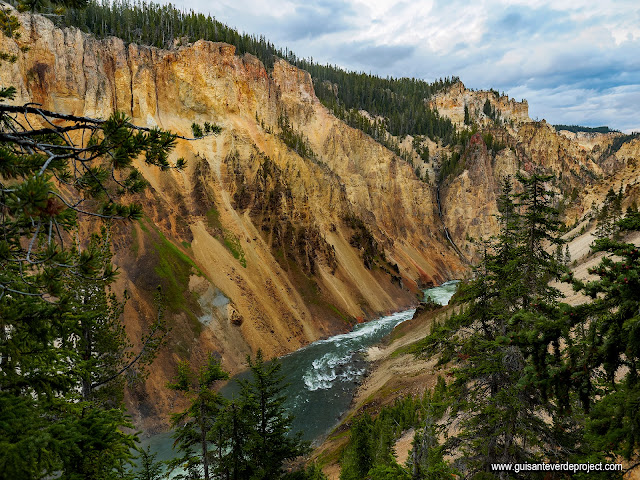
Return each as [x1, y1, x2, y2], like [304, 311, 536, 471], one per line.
[1, 104, 213, 140]
[47, 190, 127, 219]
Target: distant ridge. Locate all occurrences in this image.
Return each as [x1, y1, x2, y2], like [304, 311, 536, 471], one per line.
[553, 124, 619, 134]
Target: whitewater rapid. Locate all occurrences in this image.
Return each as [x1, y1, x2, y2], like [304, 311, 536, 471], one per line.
[142, 280, 460, 466]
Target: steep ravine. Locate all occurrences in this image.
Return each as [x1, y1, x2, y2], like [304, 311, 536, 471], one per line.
[435, 184, 469, 264]
[0, 10, 465, 430]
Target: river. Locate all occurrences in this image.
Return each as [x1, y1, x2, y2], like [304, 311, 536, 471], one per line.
[141, 280, 459, 465]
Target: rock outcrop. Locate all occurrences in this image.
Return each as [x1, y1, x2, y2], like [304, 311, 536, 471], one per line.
[431, 84, 640, 261]
[428, 80, 529, 127]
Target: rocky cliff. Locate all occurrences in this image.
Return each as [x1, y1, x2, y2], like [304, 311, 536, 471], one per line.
[431, 83, 640, 261]
[0, 11, 465, 429]
[427, 80, 529, 127]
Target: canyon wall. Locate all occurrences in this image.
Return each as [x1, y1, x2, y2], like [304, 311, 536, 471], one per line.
[427, 80, 529, 127]
[3, 10, 638, 430]
[432, 83, 640, 260]
[0, 11, 464, 429]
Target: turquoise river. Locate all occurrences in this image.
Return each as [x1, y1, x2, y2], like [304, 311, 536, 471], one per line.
[142, 280, 459, 466]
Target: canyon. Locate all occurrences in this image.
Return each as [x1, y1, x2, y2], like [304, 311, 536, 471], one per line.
[1, 9, 639, 434]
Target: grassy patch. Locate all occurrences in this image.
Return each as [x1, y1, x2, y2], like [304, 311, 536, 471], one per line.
[316, 430, 350, 467]
[205, 205, 247, 268]
[391, 336, 431, 358]
[130, 224, 140, 258]
[388, 326, 408, 343]
[138, 218, 150, 233]
[223, 231, 246, 268]
[205, 205, 223, 231]
[142, 218, 204, 336]
[328, 303, 350, 323]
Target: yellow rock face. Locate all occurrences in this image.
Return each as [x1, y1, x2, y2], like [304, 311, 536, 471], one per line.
[432, 92, 639, 262]
[1, 11, 464, 429]
[428, 80, 529, 127]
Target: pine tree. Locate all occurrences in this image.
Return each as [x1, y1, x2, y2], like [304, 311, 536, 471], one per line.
[568, 209, 640, 461]
[1, 4, 186, 477]
[135, 446, 165, 480]
[212, 401, 250, 480]
[483, 98, 493, 118]
[0, 393, 61, 479]
[340, 414, 373, 480]
[238, 350, 309, 479]
[513, 172, 564, 308]
[416, 173, 574, 477]
[408, 380, 456, 480]
[595, 188, 625, 239]
[167, 355, 229, 480]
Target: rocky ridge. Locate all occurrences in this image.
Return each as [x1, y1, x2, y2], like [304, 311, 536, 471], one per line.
[427, 80, 529, 127]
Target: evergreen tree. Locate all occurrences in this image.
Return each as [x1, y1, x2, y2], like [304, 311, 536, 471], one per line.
[568, 209, 640, 461]
[513, 171, 564, 308]
[167, 350, 309, 480]
[238, 350, 309, 479]
[340, 414, 374, 480]
[595, 204, 608, 239]
[1, 4, 186, 477]
[212, 401, 250, 480]
[483, 98, 493, 118]
[0, 393, 61, 479]
[167, 355, 229, 480]
[596, 188, 624, 239]
[43, 236, 167, 480]
[135, 446, 166, 480]
[416, 173, 574, 477]
[408, 380, 456, 480]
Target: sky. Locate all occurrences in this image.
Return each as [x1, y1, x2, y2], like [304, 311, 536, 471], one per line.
[160, 0, 640, 133]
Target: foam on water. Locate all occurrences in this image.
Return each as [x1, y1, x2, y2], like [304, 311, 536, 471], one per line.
[299, 309, 415, 392]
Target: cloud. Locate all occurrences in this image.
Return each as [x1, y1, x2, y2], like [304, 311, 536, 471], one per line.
[260, 1, 358, 41]
[159, 0, 640, 131]
[487, 5, 575, 38]
[193, 0, 358, 41]
[510, 84, 640, 132]
[339, 43, 416, 70]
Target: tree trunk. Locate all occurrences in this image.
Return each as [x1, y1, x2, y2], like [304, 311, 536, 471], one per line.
[201, 400, 209, 480]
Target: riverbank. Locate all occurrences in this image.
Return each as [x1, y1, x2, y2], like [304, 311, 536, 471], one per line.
[312, 301, 455, 478]
[309, 283, 460, 478]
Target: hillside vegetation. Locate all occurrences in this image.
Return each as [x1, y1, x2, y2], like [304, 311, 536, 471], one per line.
[553, 124, 618, 134]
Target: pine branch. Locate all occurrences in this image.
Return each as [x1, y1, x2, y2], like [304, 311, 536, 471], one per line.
[1, 103, 212, 140]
